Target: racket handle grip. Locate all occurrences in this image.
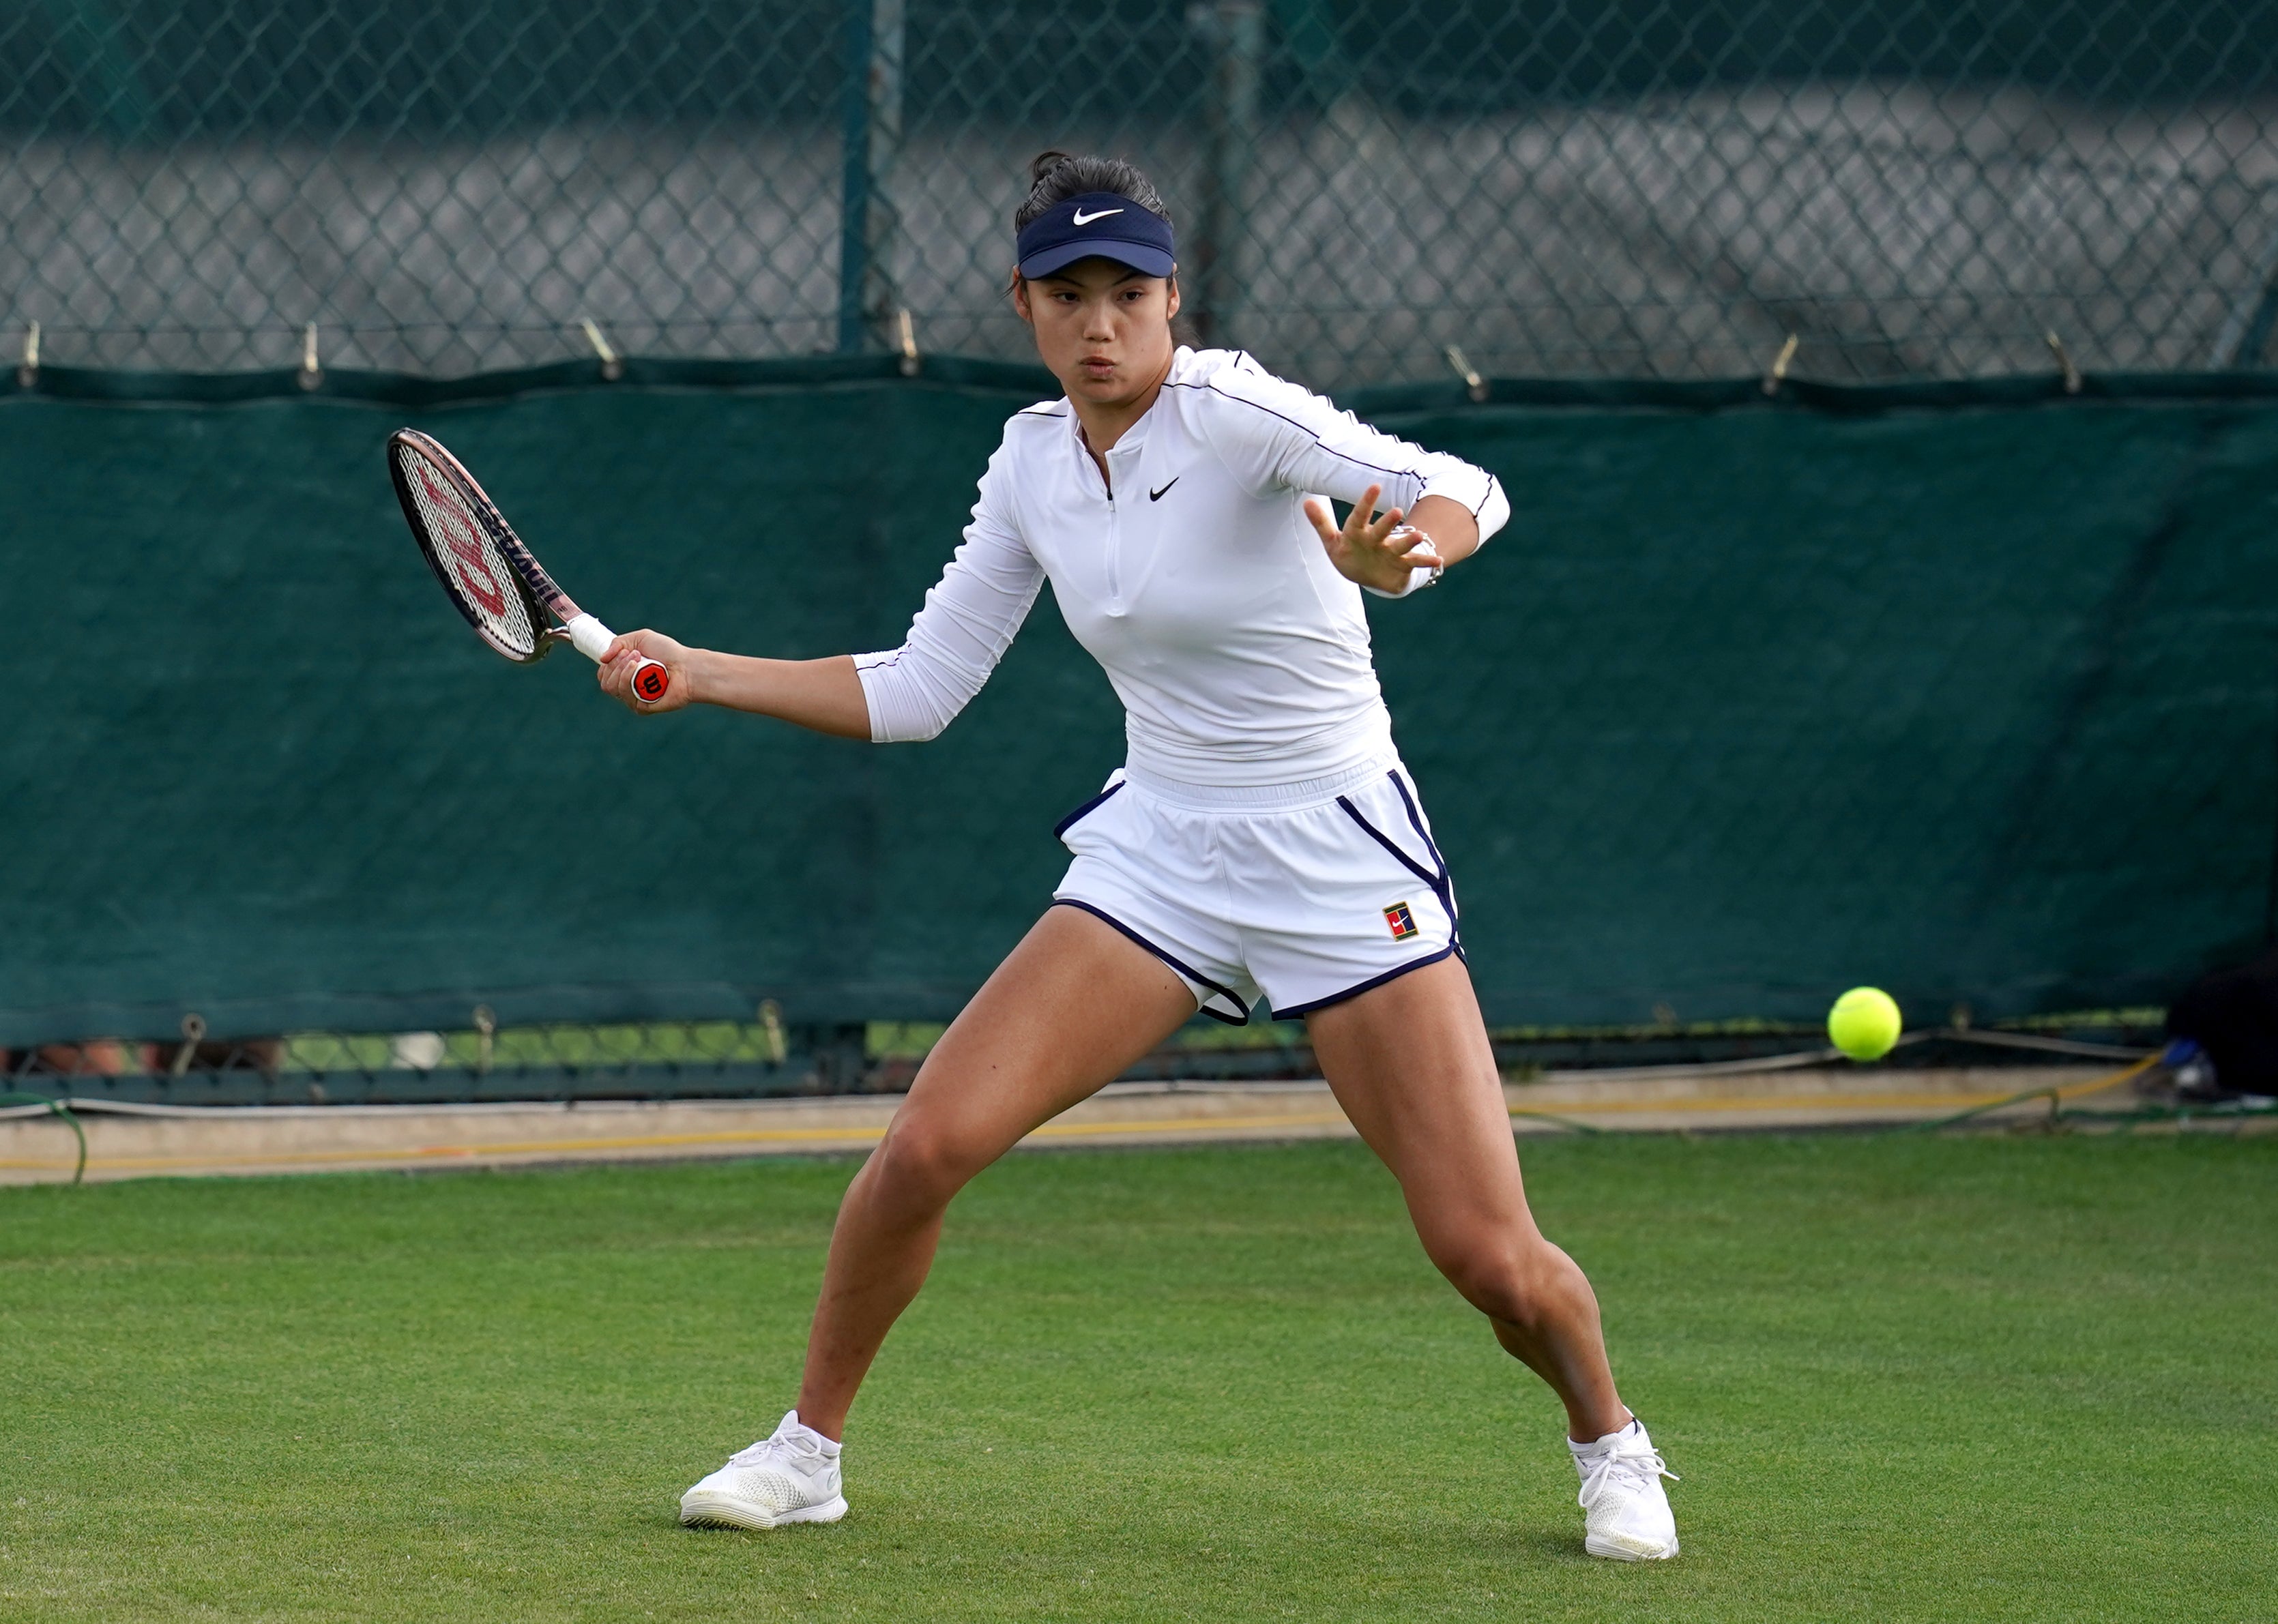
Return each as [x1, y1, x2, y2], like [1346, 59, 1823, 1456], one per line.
[564, 613, 615, 662]
[563, 612, 671, 705]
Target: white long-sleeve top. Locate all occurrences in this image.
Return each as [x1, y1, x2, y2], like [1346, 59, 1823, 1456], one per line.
[853, 346, 1509, 787]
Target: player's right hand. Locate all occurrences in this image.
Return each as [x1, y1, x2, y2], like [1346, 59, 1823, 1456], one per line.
[598, 628, 693, 713]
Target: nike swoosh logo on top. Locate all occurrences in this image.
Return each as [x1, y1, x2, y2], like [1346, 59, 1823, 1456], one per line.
[1071, 207, 1124, 225]
[1150, 477, 1180, 501]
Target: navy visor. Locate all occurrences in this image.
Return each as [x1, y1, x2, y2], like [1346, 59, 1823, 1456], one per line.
[1015, 190, 1176, 280]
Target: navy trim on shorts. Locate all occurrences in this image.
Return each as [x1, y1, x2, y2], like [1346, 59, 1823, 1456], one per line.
[1051, 780, 1126, 840]
[1269, 944, 1459, 1019]
[1335, 772, 1463, 956]
[1386, 771, 1452, 887]
[1337, 794, 1442, 889]
[1049, 899, 1251, 1025]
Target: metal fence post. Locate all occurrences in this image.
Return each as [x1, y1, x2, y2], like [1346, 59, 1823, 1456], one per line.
[838, 0, 905, 354]
[1190, 0, 1262, 349]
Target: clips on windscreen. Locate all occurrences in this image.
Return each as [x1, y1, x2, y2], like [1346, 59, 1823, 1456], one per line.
[1762, 332, 1799, 396]
[581, 318, 624, 382]
[1444, 344, 1487, 404]
[2045, 330, 2083, 394]
[897, 308, 921, 377]
[298, 322, 322, 390]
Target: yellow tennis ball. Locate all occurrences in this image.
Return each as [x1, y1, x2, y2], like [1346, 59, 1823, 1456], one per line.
[1828, 986, 1902, 1061]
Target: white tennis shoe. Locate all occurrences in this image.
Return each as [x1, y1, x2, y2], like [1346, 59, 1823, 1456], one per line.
[679, 1409, 848, 1530]
[1570, 1417, 1680, 1560]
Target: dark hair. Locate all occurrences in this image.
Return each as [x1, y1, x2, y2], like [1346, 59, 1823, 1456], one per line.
[1014, 150, 1173, 233]
[1008, 151, 1185, 345]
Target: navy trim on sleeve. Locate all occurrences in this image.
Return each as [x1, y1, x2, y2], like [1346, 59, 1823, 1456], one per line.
[1163, 379, 1412, 484]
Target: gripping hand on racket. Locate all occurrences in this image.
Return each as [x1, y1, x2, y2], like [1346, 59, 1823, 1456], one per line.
[1304, 484, 1480, 597]
[598, 630, 695, 713]
[594, 630, 873, 737]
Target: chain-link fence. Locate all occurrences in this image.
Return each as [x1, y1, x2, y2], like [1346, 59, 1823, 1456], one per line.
[7, 1, 2278, 387]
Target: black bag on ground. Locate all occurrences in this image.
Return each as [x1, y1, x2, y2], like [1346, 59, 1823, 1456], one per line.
[2165, 945, 2278, 1097]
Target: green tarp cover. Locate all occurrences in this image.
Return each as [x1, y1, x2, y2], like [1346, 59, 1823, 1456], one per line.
[4, 359, 2274, 1042]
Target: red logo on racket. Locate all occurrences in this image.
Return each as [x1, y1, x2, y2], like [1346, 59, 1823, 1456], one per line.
[415, 462, 508, 617]
[633, 664, 669, 703]
[1384, 900, 1419, 941]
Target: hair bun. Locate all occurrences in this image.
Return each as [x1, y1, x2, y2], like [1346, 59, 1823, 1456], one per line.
[1011, 151, 1169, 237]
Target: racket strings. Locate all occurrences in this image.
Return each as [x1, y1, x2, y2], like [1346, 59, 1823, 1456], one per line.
[398, 444, 541, 658]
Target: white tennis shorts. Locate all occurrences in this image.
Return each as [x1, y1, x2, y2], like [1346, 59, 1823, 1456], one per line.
[1051, 756, 1461, 1024]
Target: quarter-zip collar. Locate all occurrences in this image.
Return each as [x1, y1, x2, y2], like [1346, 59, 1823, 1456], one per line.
[1066, 380, 1166, 498]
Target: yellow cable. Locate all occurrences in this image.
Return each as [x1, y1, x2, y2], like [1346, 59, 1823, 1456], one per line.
[2050, 1053, 2161, 1098]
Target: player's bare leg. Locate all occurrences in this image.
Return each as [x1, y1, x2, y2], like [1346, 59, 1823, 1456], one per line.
[682, 907, 1195, 1527]
[794, 906, 1199, 1438]
[1304, 955, 1624, 1436]
[1305, 955, 1679, 1559]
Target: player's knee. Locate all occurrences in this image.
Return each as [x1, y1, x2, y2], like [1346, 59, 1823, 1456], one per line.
[871, 1117, 989, 1209]
[1435, 1233, 1562, 1327]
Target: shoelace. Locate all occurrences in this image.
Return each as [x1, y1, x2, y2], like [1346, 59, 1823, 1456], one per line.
[1577, 1441, 1679, 1512]
[727, 1432, 822, 1471]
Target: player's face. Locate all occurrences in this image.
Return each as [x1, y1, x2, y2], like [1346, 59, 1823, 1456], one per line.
[1014, 258, 1180, 407]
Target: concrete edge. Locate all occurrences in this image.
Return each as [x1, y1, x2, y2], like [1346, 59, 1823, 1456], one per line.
[0, 1064, 2219, 1186]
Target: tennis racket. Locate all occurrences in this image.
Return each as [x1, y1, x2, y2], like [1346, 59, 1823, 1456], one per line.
[387, 428, 671, 705]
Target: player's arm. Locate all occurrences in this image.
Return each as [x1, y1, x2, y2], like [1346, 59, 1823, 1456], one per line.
[597, 638, 870, 737]
[1304, 488, 1478, 597]
[597, 439, 1041, 737]
[1201, 364, 1508, 595]
[1403, 494, 1484, 563]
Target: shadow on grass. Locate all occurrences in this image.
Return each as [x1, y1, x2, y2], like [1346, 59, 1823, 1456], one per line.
[1499, 1524, 1599, 1565]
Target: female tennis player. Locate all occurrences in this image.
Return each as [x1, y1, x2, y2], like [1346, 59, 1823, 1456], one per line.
[599, 152, 1680, 1561]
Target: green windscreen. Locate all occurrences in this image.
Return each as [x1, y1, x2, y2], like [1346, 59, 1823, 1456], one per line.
[5, 362, 2273, 1043]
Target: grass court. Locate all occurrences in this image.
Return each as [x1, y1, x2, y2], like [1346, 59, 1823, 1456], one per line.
[3, 1133, 2272, 1621]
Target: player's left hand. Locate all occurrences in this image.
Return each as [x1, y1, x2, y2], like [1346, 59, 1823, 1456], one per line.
[1305, 484, 1443, 595]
